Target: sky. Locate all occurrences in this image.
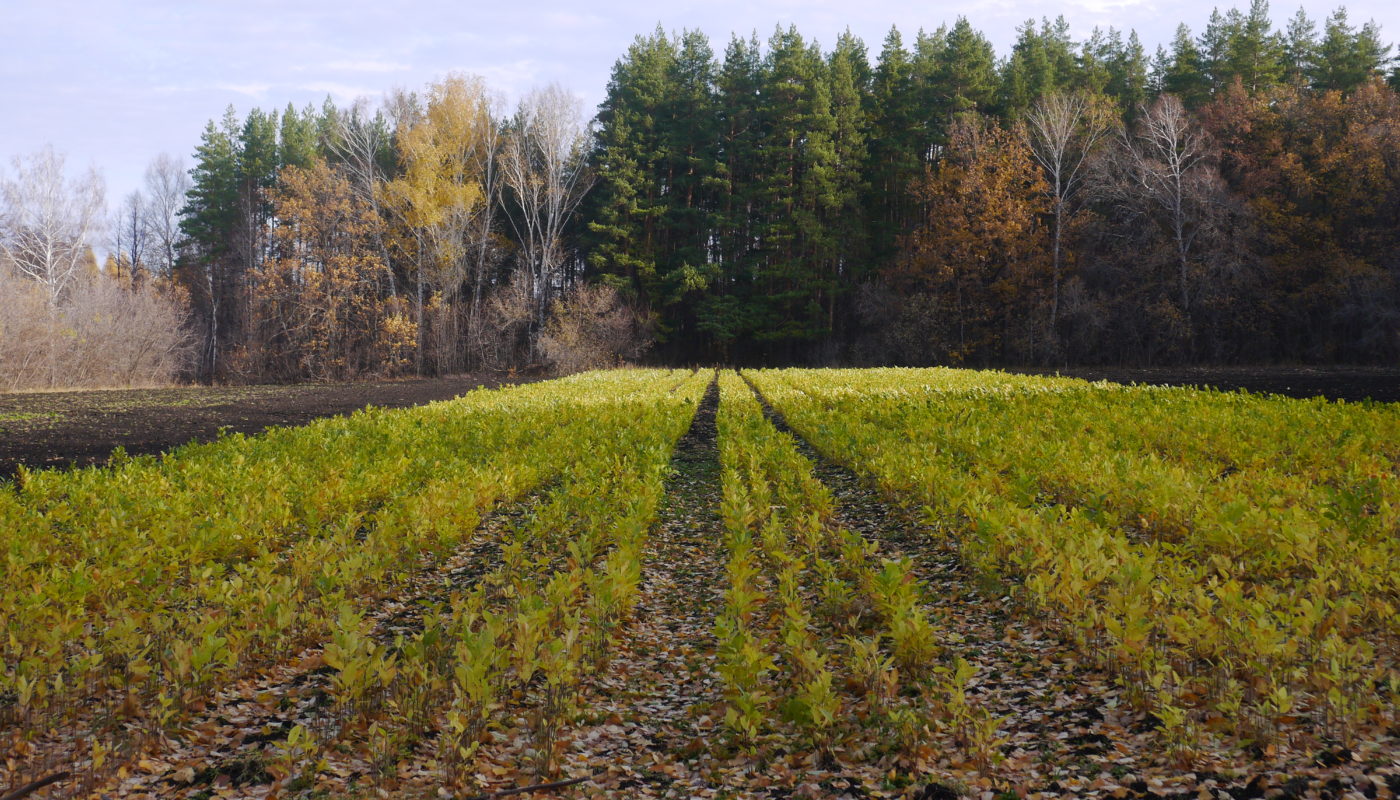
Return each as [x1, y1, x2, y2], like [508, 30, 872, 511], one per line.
[2, 0, 1397, 226]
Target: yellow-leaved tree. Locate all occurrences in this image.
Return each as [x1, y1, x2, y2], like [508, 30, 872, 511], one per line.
[382, 74, 503, 373]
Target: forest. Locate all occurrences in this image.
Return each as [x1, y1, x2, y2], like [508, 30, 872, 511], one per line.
[2, 1, 1398, 386]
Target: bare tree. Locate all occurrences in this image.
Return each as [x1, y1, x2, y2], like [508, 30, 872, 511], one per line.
[0, 268, 50, 389]
[1117, 95, 1222, 322]
[328, 97, 390, 202]
[501, 85, 595, 329]
[538, 284, 653, 374]
[0, 258, 191, 390]
[63, 277, 193, 386]
[327, 98, 395, 296]
[1024, 91, 1115, 327]
[0, 147, 106, 387]
[466, 91, 507, 340]
[142, 152, 190, 281]
[110, 190, 149, 284]
[0, 146, 106, 310]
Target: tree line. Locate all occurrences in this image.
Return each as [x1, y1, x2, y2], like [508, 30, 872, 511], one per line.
[171, 78, 634, 382]
[587, 2, 1399, 365]
[3, 1, 1397, 389]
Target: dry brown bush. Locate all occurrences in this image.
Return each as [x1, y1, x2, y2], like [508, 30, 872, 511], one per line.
[537, 283, 652, 375]
[0, 267, 193, 391]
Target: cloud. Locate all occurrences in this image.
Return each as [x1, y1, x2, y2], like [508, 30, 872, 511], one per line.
[321, 59, 411, 73]
[543, 11, 605, 29]
[1069, 0, 1156, 16]
[296, 81, 381, 103]
[218, 83, 272, 98]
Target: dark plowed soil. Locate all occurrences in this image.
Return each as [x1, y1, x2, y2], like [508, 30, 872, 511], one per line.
[0, 373, 532, 479]
[1014, 366, 1400, 403]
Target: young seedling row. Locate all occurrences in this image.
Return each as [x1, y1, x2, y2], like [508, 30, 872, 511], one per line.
[2, 368, 1396, 798]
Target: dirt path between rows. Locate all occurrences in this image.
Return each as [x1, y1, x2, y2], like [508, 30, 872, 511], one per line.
[88, 492, 536, 800]
[464, 380, 736, 797]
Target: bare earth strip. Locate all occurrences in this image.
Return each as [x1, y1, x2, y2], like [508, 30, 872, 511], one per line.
[0, 373, 529, 479]
[468, 381, 741, 797]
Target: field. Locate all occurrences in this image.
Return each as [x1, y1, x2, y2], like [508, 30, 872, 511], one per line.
[0, 375, 526, 479]
[1, 369, 1397, 800]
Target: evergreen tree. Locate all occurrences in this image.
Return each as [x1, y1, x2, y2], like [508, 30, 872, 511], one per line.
[1164, 24, 1213, 106]
[1283, 7, 1320, 82]
[180, 107, 244, 377]
[752, 26, 838, 349]
[587, 28, 678, 309]
[701, 32, 766, 355]
[1079, 28, 1127, 95]
[1000, 17, 1076, 115]
[182, 109, 241, 260]
[825, 31, 872, 339]
[865, 28, 920, 267]
[1105, 31, 1150, 110]
[1199, 8, 1240, 91]
[660, 29, 721, 312]
[1227, 0, 1285, 92]
[1313, 9, 1391, 91]
[933, 17, 999, 119]
[278, 102, 321, 170]
[910, 26, 950, 155]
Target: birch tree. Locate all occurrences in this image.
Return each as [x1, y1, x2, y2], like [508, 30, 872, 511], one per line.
[327, 98, 396, 296]
[1118, 95, 1221, 324]
[110, 190, 149, 284]
[0, 146, 106, 310]
[1023, 91, 1115, 326]
[383, 74, 494, 371]
[502, 84, 595, 327]
[142, 152, 190, 281]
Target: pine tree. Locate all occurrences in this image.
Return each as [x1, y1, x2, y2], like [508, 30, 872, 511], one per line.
[934, 18, 999, 119]
[1312, 9, 1391, 91]
[701, 32, 766, 356]
[660, 29, 721, 312]
[586, 27, 679, 310]
[865, 28, 920, 271]
[1283, 8, 1319, 83]
[278, 103, 321, 170]
[180, 107, 244, 377]
[1000, 18, 1076, 115]
[1199, 8, 1240, 92]
[1164, 24, 1212, 106]
[1105, 31, 1150, 110]
[1227, 0, 1285, 92]
[753, 26, 838, 349]
[826, 30, 872, 317]
[182, 110, 240, 259]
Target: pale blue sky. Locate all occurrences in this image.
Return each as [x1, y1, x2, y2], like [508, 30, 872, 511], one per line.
[2, 0, 1395, 215]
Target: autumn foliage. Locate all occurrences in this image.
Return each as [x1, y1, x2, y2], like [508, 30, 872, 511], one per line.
[246, 161, 414, 381]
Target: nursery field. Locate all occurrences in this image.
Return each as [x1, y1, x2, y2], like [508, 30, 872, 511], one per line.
[1, 368, 1397, 800]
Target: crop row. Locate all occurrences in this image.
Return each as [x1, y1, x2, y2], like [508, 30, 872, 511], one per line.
[0, 369, 706, 791]
[749, 368, 1400, 758]
[715, 372, 1001, 767]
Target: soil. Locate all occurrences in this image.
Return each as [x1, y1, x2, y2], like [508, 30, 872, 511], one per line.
[0, 373, 533, 480]
[1012, 366, 1400, 404]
